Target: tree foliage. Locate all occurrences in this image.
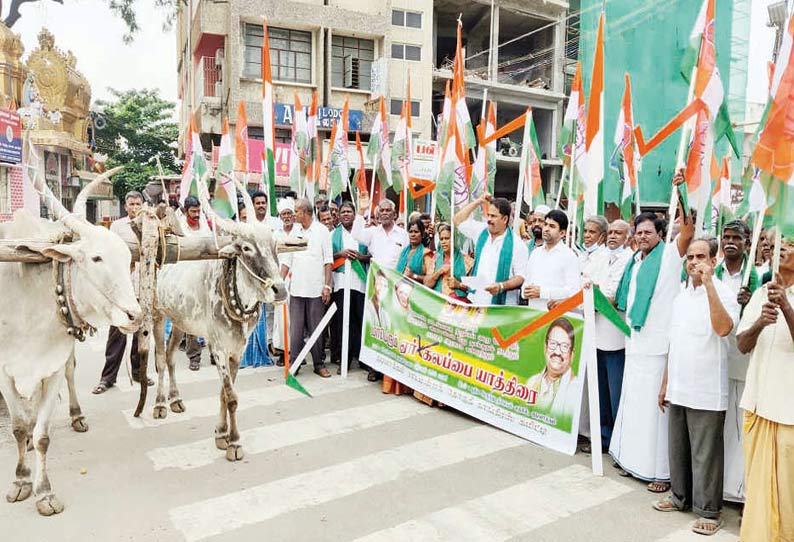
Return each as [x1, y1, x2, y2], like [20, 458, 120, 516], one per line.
[3, 0, 178, 43]
[93, 88, 179, 200]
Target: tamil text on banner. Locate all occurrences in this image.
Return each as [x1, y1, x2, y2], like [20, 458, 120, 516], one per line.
[359, 262, 587, 455]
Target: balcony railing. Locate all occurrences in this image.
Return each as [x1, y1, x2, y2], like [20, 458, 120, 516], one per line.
[196, 56, 221, 100]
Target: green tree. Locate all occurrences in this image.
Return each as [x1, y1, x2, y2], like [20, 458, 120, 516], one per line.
[93, 88, 180, 200]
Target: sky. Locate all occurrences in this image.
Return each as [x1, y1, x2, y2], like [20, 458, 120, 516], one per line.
[5, 0, 780, 117]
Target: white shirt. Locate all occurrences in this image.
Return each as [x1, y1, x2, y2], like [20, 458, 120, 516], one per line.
[625, 242, 685, 356]
[351, 215, 408, 270]
[719, 262, 751, 381]
[666, 279, 740, 411]
[110, 216, 139, 292]
[332, 226, 366, 295]
[738, 284, 794, 425]
[526, 368, 580, 418]
[522, 241, 581, 311]
[458, 218, 528, 306]
[589, 246, 633, 351]
[281, 220, 333, 298]
[179, 216, 211, 237]
[578, 243, 602, 276]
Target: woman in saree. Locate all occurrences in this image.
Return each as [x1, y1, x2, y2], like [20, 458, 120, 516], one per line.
[423, 223, 474, 303]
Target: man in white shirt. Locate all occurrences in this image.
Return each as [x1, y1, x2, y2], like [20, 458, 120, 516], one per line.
[93, 191, 151, 393]
[654, 238, 739, 535]
[453, 194, 528, 306]
[587, 219, 632, 451]
[610, 172, 694, 492]
[526, 317, 580, 419]
[179, 196, 209, 370]
[352, 198, 408, 270]
[522, 209, 580, 311]
[330, 201, 371, 376]
[280, 199, 334, 378]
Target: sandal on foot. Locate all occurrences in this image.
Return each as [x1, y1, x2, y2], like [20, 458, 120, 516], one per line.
[692, 517, 722, 536]
[647, 481, 671, 493]
[653, 495, 684, 512]
[92, 382, 112, 395]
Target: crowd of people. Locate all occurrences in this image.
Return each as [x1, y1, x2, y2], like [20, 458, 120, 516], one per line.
[93, 171, 792, 540]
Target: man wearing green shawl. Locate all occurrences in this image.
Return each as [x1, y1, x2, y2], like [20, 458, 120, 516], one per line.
[454, 194, 528, 306]
[610, 172, 694, 493]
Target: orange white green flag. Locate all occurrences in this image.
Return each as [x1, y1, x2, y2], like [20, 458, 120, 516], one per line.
[366, 96, 392, 190]
[306, 91, 320, 198]
[583, 11, 604, 217]
[289, 93, 309, 196]
[328, 97, 350, 201]
[610, 74, 640, 221]
[434, 119, 465, 222]
[452, 18, 476, 151]
[234, 101, 249, 173]
[517, 107, 544, 212]
[261, 18, 277, 216]
[213, 118, 237, 219]
[470, 101, 496, 204]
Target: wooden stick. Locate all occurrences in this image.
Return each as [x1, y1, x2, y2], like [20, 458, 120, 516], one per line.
[341, 260, 351, 379]
[282, 303, 290, 378]
[744, 209, 766, 288]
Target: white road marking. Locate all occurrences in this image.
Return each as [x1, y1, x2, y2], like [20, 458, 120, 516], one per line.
[350, 464, 633, 541]
[169, 426, 525, 542]
[114, 364, 280, 393]
[122, 373, 369, 428]
[147, 397, 435, 471]
[655, 527, 739, 542]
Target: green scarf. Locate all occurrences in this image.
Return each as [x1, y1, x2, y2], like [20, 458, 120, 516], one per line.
[615, 241, 666, 331]
[331, 226, 368, 282]
[397, 244, 426, 276]
[472, 227, 514, 305]
[434, 250, 468, 298]
[715, 256, 759, 294]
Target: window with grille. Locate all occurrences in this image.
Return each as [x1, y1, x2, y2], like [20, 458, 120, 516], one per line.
[0, 168, 10, 214]
[391, 43, 421, 61]
[390, 99, 420, 117]
[244, 24, 312, 83]
[331, 35, 373, 90]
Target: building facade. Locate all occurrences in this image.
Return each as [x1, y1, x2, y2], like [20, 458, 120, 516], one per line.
[177, 0, 569, 205]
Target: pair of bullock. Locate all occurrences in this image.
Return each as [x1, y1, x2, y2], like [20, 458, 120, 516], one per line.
[0, 172, 286, 515]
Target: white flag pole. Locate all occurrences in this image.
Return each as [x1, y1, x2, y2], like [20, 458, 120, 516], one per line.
[341, 261, 352, 379]
[744, 208, 766, 288]
[289, 303, 338, 376]
[583, 287, 603, 476]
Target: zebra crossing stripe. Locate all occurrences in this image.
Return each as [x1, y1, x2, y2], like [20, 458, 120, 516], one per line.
[114, 364, 279, 393]
[169, 426, 524, 542]
[147, 396, 435, 471]
[122, 373, 370, 429]
[351, 464, 632, 541]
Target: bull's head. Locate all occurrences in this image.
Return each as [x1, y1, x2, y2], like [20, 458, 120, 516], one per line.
[198, 172, 287, 304]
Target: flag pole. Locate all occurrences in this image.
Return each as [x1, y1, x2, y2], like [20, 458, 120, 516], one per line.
[554, 165, 568, 209]
[567, 137, 579, 247]
[772, 227, 783, 277]
[667, 66, 698, 244]
[282, 304, 290, 378]
[341, 260, 351, 379]
[744, 208, 766, 288]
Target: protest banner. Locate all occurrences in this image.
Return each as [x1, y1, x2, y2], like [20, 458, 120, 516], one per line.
[359, 262, 588, 455]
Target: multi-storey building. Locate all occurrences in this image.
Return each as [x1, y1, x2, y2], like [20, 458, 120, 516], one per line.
[177, 0, 569, 205]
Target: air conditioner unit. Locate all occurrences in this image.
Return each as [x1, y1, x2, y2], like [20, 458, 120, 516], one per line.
[344, 55, 360, 89]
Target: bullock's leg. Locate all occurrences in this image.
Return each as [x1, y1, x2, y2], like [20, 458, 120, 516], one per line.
[1, 376, 33, 503]
[154, 324, 181, 419]
[65, 351, 88, 432]
[167, 329, 185, 414]
[212, 346, 229, 450]
[32, 368, 66, 516]
[225, 354, 243, 461]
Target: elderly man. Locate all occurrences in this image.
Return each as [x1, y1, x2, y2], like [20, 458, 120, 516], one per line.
[454, 193, 528, 305]
[280, 199, 334, 378]
[584, 219, 633, 452]
[580, 215, 609, 272]
[654, 238, 739, 536]
[716, 220, 758, 503]
[272, 197, 297, 360]
[93, 191, 151, 394]
[610, 172, 694, 493]
[352, 197, 408, 270]
[521, 210, 580, 311]
[526, 318, 580, 418]
[736, 235, 794, 542]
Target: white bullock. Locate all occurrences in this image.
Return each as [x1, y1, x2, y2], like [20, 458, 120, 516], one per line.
[149, 187, 286, 461]
[0, 178, 142, 516]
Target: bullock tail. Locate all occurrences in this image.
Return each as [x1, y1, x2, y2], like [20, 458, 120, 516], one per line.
[133, 329, 149, 417]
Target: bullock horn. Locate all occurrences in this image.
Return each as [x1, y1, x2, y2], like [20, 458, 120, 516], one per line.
[224, 172, 255, 224]
[73, 166, 124, 218]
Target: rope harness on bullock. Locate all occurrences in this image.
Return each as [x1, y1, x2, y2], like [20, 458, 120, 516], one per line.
[52, 260, 95, 342]
[219, 258, 261, 324]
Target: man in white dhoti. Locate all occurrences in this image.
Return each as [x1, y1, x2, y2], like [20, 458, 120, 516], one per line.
[609, 173, 694, 492]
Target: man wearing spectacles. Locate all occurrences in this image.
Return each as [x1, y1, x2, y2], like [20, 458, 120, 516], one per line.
[526, 318, 579, 418]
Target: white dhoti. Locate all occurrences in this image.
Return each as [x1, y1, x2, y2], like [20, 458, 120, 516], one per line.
[271, 298, 290, 351]
[723, 378, 746, 502]
[609, 352, 670, 481]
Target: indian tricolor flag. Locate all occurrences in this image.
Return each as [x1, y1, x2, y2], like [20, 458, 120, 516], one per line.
[561, 61, 587, 207]
[366, 96, 392, 190]
[289, 93, 309, 196]
[583, 11, 604, 217]
[749, 11, 794, 237]
[470, 101, 496, 204]
[681, 0, 739, 157]
[234, 101, 248, 173]
[261, 18, 277, 216]
[710, 156, 731, 232]
[452, 19, 476, 151]
[611, 73, 640, 220]
[306, 91, 320, 198]
[684, 108, 715, 225]
[180, 115, 207, 205]
[328, 97, 350, 201]
[559, 61, 583, 165]
[213, 118, 237, 219]
[438, 81, 452, 149]
[518, 107, 544, 210]
[352, 131, 368, 198]
[435, 118, 465, 222]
